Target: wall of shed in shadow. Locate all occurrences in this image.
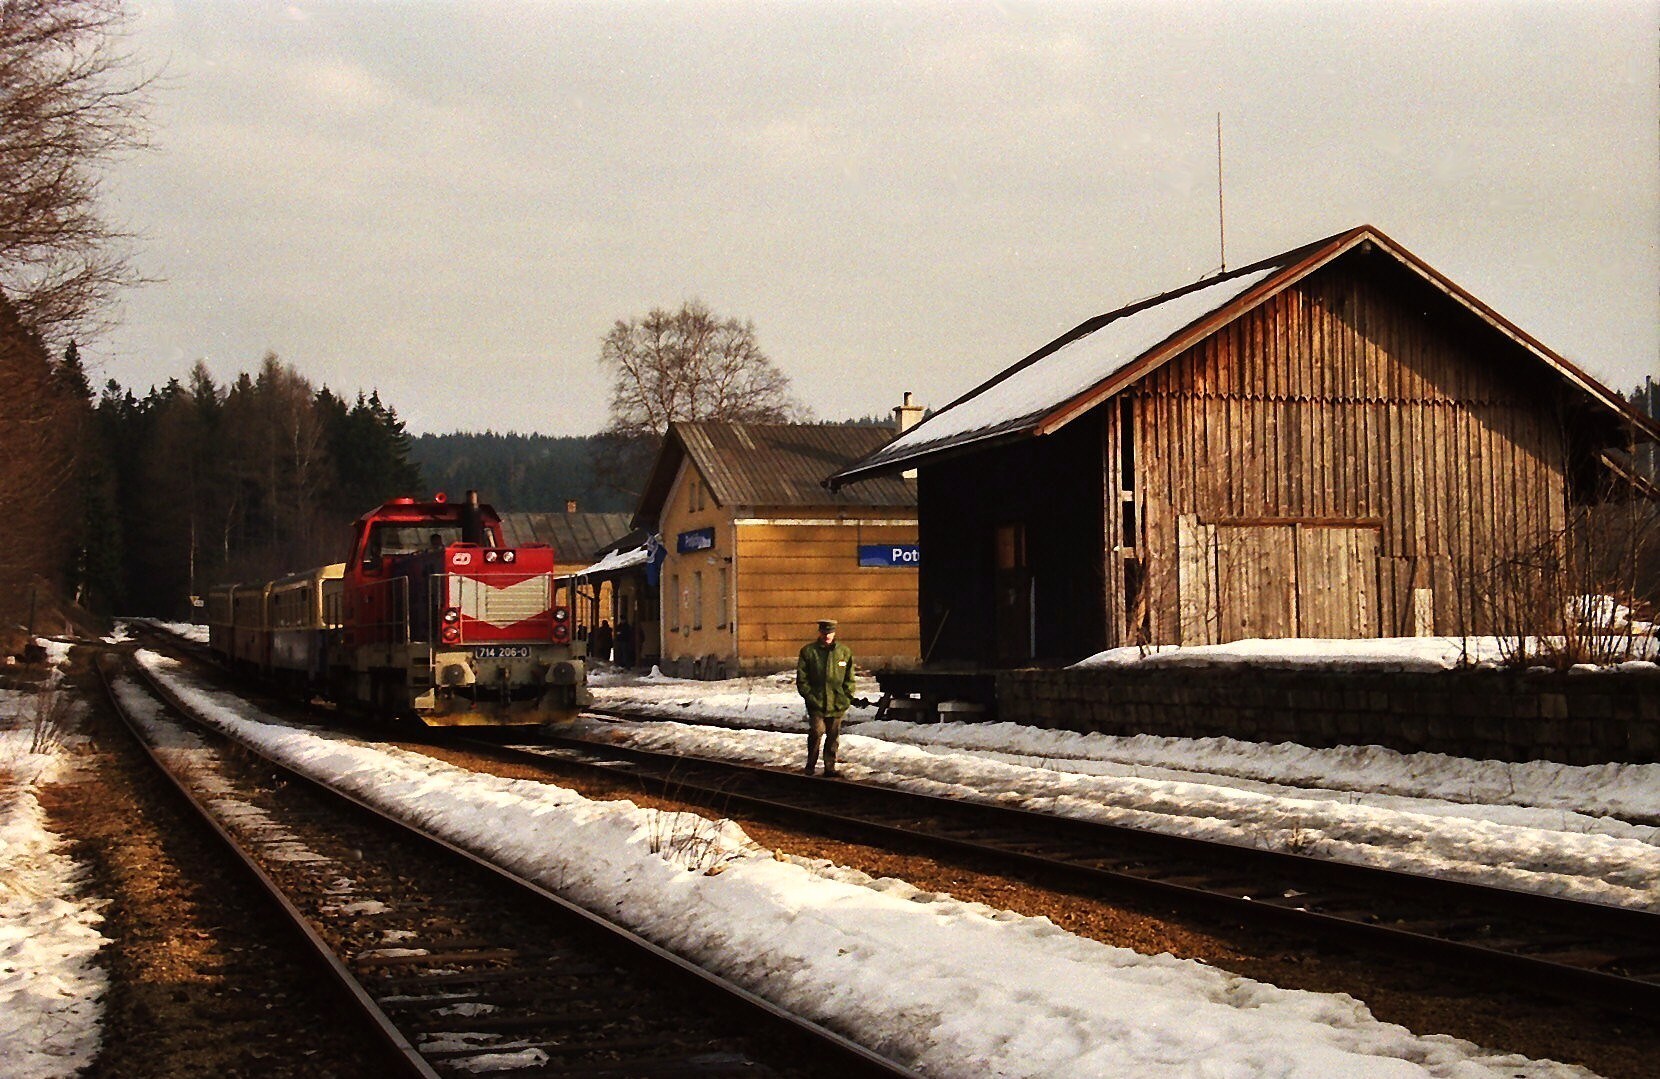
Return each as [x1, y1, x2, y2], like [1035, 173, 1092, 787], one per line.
[917, 414, 1108, 666]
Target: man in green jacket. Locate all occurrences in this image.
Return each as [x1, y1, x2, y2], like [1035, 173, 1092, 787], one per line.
[797, 618, 855, 776]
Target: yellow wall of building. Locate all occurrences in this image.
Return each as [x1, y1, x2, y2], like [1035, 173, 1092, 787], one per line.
[734, 521, 918, 672]
[658, 459, 739, 674]
[656, 459, 919, 677]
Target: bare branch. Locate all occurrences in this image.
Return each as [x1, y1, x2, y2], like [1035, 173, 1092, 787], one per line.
[0, 0, 150, 343]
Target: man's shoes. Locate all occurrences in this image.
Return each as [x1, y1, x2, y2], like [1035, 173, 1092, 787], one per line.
[804, 764, 816, 775]
[822, 767, 838, 778]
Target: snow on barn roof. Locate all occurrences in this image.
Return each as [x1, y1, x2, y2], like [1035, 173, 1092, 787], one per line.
[831, 224, 1658, 487]
[874, 262, 1281, 464]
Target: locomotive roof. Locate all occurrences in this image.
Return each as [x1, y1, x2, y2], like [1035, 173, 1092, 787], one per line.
[355, 496, 502, 523]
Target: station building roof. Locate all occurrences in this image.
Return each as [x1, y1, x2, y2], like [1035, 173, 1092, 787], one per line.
[633, 422, 915, 531]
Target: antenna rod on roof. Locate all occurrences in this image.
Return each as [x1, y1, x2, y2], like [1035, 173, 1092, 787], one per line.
[1216, 112, 1227, 273]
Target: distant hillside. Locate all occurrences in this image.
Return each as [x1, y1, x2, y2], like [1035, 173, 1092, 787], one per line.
[410, 432, 635, 513]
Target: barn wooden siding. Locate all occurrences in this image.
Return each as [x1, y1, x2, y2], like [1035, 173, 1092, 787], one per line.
[733, 520, 919, 671]
[1102, 261, 1572, 647]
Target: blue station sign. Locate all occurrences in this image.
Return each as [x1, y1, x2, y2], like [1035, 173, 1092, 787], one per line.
[676, 527, 716, 554]
[858, 544, 920, 567]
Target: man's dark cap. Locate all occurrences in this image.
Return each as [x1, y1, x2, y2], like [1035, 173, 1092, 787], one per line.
[816, 619, 838, 633]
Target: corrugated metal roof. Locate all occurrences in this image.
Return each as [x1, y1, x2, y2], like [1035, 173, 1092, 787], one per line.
[633, 423, 916, 529]
[499, 512, 633, 563]
[830, 224, 1659, 487]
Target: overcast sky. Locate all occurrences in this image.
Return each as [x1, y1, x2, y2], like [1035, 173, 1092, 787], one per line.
[99, 0, 1658, 436]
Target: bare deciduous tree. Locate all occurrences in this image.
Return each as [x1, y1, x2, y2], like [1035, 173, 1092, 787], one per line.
[593, 300, 804, 498]
[599, 300, 804, 437]
[0, 302, 81, 624]
[0, 0, 146, 340]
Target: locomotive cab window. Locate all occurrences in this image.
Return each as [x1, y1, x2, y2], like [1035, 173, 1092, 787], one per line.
[361, 523, 495, 570]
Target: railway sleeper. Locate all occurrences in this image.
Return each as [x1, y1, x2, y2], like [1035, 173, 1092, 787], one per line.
[421, 1036, 739, 1065]
[410, 1010, 660, 1035]
[382, 984, 618, 1012]
[516, 1052, 773, 1079]
[355, 947, 520, 968]
[373, 966, 620, 992]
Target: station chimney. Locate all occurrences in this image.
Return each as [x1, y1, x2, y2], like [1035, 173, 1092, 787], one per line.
[893, 391, 922, 433]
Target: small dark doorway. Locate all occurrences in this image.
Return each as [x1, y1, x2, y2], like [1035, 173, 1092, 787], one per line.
[994, 523, 1033, 663]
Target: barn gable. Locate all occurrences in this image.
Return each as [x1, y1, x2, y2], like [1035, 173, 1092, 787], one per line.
[834, 225, 1655, 489]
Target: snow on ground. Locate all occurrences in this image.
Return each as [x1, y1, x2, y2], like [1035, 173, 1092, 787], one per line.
[0, 645, 108, 1079]
[1074, 635, 1659, 670]
[117, 619, 207, 645]
[584, 667, 1660, 910]
[138, 651, 1598, 1078]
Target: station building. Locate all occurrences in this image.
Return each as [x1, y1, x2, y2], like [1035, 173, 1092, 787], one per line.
[633, 418, 920, 678]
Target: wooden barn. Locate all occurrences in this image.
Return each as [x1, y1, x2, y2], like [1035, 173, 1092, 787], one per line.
[831, 225, 1658, 666]
[634, 420, 919, 677]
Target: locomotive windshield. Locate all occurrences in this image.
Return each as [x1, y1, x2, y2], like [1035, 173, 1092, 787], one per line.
[362, 522, 497, 568]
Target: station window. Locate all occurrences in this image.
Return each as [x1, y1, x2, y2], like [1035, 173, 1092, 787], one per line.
[717, 567, 729, 628]
[692, 571, 704, 630]
[669, 574, 680, 631]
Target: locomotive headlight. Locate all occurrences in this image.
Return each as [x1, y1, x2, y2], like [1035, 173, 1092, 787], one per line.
[502, 550, 516, 563]
[442, 607, 460, 623]
[484, 550, 499, 563]
[441, 625, 460, 644]
[553, 608, 568, 621]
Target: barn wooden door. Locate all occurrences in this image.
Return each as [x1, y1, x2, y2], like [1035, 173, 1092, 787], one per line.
[994, 523, 1033, 663]
[1295, 526, 1379, 637]
[1214, 525, 1299, 640]
[1178, 515, 1380, 644]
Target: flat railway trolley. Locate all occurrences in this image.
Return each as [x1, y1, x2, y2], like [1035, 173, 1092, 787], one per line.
[209, 491, 590, 728]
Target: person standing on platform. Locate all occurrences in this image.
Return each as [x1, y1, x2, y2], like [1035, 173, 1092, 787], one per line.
[796, 618, 854, 776]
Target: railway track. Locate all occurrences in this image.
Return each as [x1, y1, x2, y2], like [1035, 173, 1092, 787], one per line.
[97, 649, 923, 1079]
[122, 623, 1660, 1014]
[455, 722, 1660, 1018]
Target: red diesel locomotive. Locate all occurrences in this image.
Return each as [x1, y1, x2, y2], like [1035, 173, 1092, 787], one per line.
[208, 491, 590, 727]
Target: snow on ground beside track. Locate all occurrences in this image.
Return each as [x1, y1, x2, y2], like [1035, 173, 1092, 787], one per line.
[0, 646, 108, 1079]
[137, 651, 1596, 1079]
[586, 668, 1660, 911]
[114, 620, 207, 644]
[1074, 635, 1660, 670]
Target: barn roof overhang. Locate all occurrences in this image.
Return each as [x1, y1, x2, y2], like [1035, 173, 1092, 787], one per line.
[829, 224, 1658, 489]
[1598, 451, 1660, 501]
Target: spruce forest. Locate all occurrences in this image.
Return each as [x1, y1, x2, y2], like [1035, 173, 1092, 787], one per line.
[68, 354, 669, 622]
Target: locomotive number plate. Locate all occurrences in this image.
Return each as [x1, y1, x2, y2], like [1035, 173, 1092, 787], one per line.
[473, 645, 531, 659]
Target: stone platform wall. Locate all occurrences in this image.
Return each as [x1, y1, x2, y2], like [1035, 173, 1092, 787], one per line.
[994, 665, 1660, 764]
